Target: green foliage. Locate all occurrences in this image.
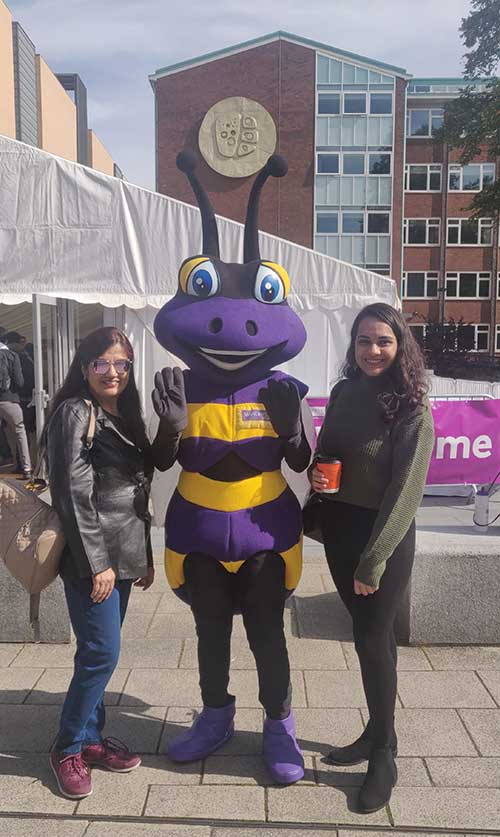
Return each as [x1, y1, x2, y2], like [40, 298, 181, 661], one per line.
[461, 0, 500, 76]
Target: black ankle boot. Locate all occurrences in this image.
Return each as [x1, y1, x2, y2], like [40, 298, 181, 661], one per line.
[326, 722, 397, 766]
[358, 745, 398, 814]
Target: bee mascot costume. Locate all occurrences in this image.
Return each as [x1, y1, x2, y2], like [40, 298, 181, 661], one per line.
[152, 150, 310, 784]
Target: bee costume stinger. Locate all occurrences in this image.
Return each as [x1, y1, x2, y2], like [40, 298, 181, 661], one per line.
[152, 150, 310, 784]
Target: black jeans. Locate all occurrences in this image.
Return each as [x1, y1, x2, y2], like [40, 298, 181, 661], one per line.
[321, 500, 415, 747]
[184, 551, 292, 719]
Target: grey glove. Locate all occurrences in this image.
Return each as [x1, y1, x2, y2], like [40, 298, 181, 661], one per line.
[259, 378, 301, 439]
[152, 367, 188, 434]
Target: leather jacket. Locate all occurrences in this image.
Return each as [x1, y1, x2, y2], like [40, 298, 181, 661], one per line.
[46, 396, 154, 582]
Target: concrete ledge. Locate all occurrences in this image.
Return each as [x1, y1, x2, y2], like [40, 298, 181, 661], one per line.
[0, 561, 71, 643]
[409, 529, 500, 645]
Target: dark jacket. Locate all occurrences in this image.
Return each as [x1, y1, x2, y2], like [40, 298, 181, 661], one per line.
[0, 344, 23, 404]
[46, 396, 154, 582]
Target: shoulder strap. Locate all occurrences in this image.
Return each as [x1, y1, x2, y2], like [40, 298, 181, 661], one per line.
[83, 399, 97, 449]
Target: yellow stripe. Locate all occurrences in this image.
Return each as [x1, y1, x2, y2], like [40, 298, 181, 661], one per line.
[165, 538, 302, 591]
[184, 402, 278, 441]
[177, 469, 286, 512]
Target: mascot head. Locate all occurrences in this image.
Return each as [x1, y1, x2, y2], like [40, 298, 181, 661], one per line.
[154, 150, 307, 386]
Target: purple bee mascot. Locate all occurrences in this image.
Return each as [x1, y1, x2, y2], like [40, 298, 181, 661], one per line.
[152, 150, 310, 783]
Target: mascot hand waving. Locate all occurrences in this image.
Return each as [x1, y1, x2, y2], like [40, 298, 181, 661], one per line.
[153, 150, 310, 784]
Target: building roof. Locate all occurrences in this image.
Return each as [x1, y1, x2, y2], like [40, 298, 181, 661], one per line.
[149, 30, 410, 86]
[410, 77, 496, 86]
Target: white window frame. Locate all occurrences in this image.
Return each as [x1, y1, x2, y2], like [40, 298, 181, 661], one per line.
[368, 152, 392, 175]
[445, 272, 491, 300]
[317, 91, 341, 115]
[404, 164, 442, 192]
[403, 218, 440, 246]
[402, 272, 439, 299]
[369, 92, 393, 115]
[441, 322, 490, 352]
[447, 218, 493, 246]
[316, 211, 339, 235]
[343, 92, 367, 114]
[342, 152, 366, 176]
[495, 324, 500, 353]
[316, 210, 391, 237]
[316, 152, 340, 175]
[407, 108, 444, 138]
[409, 324, 427, 346]
[366, 211, 391, 235]
[448, 163, 496, 192]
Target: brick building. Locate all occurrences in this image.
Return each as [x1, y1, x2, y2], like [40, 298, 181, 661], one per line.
[149, 32, 499, 355]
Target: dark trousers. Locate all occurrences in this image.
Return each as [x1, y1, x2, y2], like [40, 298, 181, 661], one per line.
[184, 551, 291, 720]
[321, 501, 415, 747]
[56, 577, 132, 755]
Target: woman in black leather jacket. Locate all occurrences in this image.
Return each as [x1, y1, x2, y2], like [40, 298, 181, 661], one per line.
[46, 327, 172, 801]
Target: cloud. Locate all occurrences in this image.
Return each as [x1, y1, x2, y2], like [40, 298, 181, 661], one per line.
[6, 0, 472, 188]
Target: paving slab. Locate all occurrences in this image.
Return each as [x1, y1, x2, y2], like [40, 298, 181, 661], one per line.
[0, 818, 86, 836]
[0, 668, 43, 702]
[202, 754, 315, 785]
[315, 756, 430, 787]
[25, 667, 129, 705]
[293, 707, 364, 757]
[0, 705, 59, 752]
[11, 643, 76, 668]
[103, 705, 168, 753]
[0, 645, 23, 667]
[339, 832, 456, 837]
[86, 825, 210, 837]
[390, 786, 500, 830]
[155, 592, 193, 613]
[76, 754, 200, 816]
[460, 709, 500, 755]
[425, 645, 500, 670]
[121, 611, 154, 639]
[216, 831, 338, 837]
[147, 607, 296, 640]
[126, 592, 163, 613]
[295, 593, 353, 641]
[145, 784, 265, 820]
[304, 670, 368, 708]
[122, 668, 306, 708]
[267, 785, 390, 825]
[179, 636, 347, 670]
[394, 708, 478, 756]
[161, 707, 264, 756]
[117, 638, 183, 669]
[476, 670, 500, 706]
[397, 670, 496, 708]
[342, 642, 432, 671]
[0, 754, 75, 814]
[426, 756, 500, 787]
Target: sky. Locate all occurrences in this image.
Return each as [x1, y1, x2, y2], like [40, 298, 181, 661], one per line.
[7, 0, 472, 190]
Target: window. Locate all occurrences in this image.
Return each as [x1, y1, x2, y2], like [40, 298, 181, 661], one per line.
[318, 93, 340, 115]
[369, 153, 391, 174]
[343, 153, 365, 174]
[409, 324, 426, 347]
[404, 164, 441, 191]
[402, 272, 439, 298]
[367, 212, 390, 234]
[316, 212, 339, 234]
[448, 163, 495, 192]
[370, 93, 392, 114]
[445, 272, 491, 299]
[496, 324, 500, 353]
[342, 212, 364, 233]
[344, 93, 366, 114]
[317, 153, 339, 174]
[447, 218, 493, 246]
[407, 108, 444, 137]
[473, 325, 489, 352]
[441, 323, 489, 352]
[403, 218, 440, 245]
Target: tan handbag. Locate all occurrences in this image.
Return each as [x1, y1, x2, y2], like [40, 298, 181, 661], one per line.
[0, 400, 96, 595]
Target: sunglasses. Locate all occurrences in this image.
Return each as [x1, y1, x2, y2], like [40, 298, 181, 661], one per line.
[90, 358, 132, 375]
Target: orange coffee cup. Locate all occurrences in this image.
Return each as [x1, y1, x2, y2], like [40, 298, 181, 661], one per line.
[316, 458, 342, 493]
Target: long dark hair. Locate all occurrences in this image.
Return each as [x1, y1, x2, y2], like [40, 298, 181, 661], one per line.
[49, 327, 148, 448]
[341, 303, 428, 423]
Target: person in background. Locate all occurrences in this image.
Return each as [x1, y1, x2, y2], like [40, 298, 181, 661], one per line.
[0, 329, 32, 478]
[46, 326, 173, 801]
[4, 332, 36, 459]
[309, 303, 434, 814]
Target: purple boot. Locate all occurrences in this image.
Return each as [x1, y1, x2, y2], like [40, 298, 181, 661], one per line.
[168, 700, 235, 762]
[263, 710, 304, 784]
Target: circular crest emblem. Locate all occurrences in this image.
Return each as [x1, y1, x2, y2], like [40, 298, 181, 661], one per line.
[199, 97, 277, 178]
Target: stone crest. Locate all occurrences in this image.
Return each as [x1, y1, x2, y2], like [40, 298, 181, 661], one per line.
[199, 97, 277, 178]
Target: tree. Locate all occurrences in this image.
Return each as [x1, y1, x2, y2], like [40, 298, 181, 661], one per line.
[436, 1, 500, 217]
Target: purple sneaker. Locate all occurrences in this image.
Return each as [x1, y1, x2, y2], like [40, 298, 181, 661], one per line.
[50, 751, 92, 799]
[263, 710, 304, 784]
[82, 737, 141, 773]
[168, 700, 235, 762]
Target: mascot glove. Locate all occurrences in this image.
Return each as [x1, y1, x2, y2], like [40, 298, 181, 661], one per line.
[152, 367, 188, 434]
[259, 378, 301, 440]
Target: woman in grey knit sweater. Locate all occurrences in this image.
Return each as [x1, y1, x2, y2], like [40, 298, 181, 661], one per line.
[309, 303, 435, 814]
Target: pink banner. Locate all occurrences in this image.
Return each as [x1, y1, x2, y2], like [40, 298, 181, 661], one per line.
[306, 397, 500, 486]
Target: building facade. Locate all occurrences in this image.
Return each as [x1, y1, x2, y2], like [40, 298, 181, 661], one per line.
[150, 32, 499, 356]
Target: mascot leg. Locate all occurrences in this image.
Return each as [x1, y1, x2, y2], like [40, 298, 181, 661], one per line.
[238, 552, 304, 784]
[167, 553, 235, 762]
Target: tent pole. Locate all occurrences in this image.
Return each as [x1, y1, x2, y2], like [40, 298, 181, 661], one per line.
[32, 294, 46, 442]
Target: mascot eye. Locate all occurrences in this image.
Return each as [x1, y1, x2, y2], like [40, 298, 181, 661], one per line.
[254, 265, 286, 304]
[186, 261, 220, 298]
